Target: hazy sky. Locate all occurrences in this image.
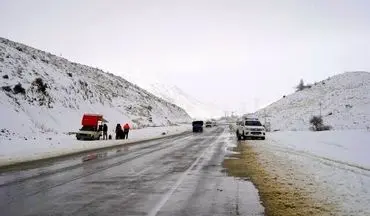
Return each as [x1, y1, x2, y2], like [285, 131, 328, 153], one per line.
[1, 0, 370, 114]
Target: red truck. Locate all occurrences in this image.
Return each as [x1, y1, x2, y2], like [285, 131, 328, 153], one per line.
[76, 114, 108, 140]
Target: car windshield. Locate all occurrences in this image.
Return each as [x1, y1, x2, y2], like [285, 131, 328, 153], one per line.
[245, 121, 262, 126]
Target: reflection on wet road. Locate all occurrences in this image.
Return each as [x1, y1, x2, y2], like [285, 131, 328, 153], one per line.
[0, 127, 264, 216]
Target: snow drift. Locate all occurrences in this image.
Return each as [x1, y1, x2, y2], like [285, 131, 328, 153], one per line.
[0, 37, 191, 140]
[254, 72, 370, 131]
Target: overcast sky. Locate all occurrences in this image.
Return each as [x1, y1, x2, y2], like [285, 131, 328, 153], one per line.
[1, 0, 370, 114]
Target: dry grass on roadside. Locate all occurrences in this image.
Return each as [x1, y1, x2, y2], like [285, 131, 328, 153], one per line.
[223, 142, 335, 216]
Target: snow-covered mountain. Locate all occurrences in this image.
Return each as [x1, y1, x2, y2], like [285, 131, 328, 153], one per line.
[121, 71, 223, 120]
[142, 83, 223, 119]
[254, 72, 370, 131]
[0, 37, 191, 139]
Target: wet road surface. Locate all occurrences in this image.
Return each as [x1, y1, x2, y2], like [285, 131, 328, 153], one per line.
[0, 127, 264, 216]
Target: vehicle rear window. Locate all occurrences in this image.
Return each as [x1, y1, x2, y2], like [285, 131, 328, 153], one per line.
[192, 121, 204, 126]
[245, 121, 262, 126]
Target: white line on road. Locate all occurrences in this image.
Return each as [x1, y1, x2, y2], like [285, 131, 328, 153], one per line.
[147, 129, 226, 216]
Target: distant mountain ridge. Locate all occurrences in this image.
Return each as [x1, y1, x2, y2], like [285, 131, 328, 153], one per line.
[254, 72, 370, 131]
[0, 37, 191, 139]
[138, 82, 223, 119]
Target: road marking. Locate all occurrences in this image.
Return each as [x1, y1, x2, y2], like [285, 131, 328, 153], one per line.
[148, 129, 225, 216]
[132, 166, 153, 177]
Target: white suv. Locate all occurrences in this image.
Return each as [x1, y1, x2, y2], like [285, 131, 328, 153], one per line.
[236, 118, 266, 140]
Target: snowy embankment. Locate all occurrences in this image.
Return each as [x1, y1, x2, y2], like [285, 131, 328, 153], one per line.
[0, 37, 191, 142]
[252, 130, 370, 216]
[0, 125, 191, 167]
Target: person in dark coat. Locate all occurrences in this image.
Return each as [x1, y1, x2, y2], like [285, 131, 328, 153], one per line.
[123, 123, 130, 139]
[103, 124, 108, 140]
[115, 124, 122, 140]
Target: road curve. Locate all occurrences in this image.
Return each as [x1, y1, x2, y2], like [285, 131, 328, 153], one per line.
[0, 127, 264, 216]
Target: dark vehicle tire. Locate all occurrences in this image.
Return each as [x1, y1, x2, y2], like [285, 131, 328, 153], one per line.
[261, 137, 265, 140]
[237, 131, 242, 140]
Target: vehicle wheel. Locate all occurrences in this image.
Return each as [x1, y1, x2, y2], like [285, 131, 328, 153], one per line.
[261, 137, 265, 140]
[236, 131, 241, 140]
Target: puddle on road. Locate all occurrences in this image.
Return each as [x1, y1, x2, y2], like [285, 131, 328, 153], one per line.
[224, 142, 241, 160]
[216, 175, 264, 216]
[219, 141, 265, 215]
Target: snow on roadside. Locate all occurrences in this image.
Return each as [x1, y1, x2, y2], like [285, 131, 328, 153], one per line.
[250, 130, 370, 216]
[268, 130, 370, 169]
[0, 125, 191, 167]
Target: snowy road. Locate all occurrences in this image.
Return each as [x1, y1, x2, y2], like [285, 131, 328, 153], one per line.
[0, 127, 263, 216]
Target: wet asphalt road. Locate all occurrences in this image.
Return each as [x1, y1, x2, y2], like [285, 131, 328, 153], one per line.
[0, 127, 264, 216]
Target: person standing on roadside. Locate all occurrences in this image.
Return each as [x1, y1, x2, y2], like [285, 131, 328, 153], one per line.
[115, 124, 122, 140]
[123, 123, 130, 139]
[103, 124, 108, 140]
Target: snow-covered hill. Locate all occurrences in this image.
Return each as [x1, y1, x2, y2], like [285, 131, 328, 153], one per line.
[0, 37, 191, 140]
[254, 72, 370, 131]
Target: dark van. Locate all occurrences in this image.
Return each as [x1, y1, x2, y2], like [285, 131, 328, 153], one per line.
[192, 121, 204, 132]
